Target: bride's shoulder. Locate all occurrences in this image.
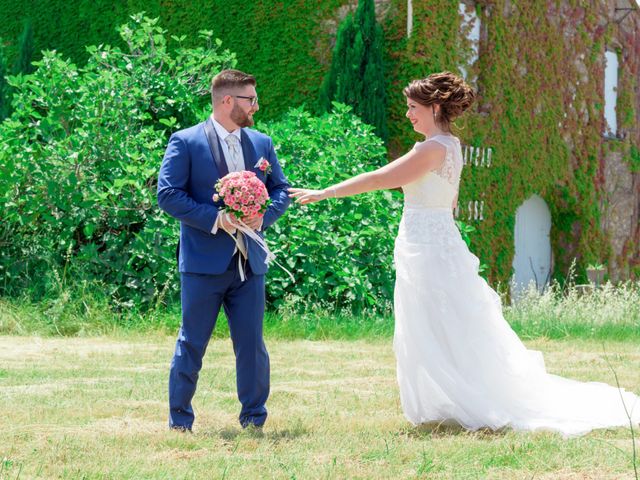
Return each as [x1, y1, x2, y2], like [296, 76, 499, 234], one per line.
[430, 134, 460, 144]
[414, 137, 448, 153]
[412, 139, 447, 166]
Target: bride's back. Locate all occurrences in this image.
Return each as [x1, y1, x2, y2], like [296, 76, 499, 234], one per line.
[402, 135, 462, 210]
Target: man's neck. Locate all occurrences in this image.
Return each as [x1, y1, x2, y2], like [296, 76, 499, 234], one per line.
[212, 113, 240, 134]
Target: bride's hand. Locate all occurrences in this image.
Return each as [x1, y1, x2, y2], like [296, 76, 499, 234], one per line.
[288, 187, 330, 205]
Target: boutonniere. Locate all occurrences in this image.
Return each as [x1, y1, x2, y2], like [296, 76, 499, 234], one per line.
[254, 157, 272, 175]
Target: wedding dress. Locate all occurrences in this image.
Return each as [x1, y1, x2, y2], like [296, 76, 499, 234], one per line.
[393, 134, 640, 436]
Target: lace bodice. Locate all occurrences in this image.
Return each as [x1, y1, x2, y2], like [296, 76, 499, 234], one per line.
[402, 135, 462, 209]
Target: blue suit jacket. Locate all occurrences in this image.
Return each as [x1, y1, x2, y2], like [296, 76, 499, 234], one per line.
[157, 118, 290, 275]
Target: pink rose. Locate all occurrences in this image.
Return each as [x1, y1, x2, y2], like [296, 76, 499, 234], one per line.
[254, 157, 271, 174]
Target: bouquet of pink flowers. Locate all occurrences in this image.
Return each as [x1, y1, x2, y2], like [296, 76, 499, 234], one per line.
[212, 171, 275, 281]
[213, 171, 271, 221]
[212, 169, 294, 283]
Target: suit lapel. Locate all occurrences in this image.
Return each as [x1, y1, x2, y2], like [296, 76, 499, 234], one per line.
[204, 118, 229, 177]
[240, 129, 258, 174]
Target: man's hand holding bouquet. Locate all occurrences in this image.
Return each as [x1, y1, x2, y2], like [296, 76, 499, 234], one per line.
[214, 169, 274, 279]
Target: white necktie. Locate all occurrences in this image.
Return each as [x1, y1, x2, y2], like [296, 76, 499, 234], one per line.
[224, 135, 243, 172]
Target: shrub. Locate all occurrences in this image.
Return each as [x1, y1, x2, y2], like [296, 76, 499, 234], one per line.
[0, 39, 9, 120]
[319, 0, 387, 140]
[0, 14, 236, 306]
[262, 103, 401, 313]
[12, 20, 35, 75]
[0, 13, 411, 314]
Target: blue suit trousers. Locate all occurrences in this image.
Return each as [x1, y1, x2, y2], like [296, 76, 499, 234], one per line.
[168, 258, 269, 429]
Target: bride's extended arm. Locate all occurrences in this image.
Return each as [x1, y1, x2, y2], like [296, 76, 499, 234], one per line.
[289, 142, 446, 204]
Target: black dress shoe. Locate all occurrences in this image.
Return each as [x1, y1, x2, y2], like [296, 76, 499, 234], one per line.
[241, 423, 264, 436]
[244, 423, 263, 429]
[170, 425, 192, 433]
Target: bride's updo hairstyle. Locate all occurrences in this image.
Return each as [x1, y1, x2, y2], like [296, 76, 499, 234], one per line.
[403, 71, 476, 130]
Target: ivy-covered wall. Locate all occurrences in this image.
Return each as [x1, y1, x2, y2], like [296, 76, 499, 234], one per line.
[1, 0, 346, 120]
[2, 0, 638, 285]
[382, 0, 639, 285]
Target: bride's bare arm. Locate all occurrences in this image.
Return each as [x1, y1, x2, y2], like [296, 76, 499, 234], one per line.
[289, 142, 445, 204]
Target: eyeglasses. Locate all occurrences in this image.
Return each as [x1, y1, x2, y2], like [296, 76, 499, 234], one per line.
[233, 95, 259, 106]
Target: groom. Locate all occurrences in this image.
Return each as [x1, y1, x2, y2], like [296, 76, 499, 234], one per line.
[157, 69, 290, 431]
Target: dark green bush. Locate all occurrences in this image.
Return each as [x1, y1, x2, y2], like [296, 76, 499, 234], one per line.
[0, 39, 9, 120]
[319, 0, 387, 140]
[262, 103, 402, 313]
[0, 13, 402, 313]
[13, 19, 35, 75]
[0, 10, 435, 314]
[0, 14, 236, 306]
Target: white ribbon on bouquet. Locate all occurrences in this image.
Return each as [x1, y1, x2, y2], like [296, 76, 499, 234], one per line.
[227, 218, 295, 283]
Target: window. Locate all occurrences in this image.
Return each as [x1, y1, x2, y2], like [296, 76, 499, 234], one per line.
[459, 2, 481, 81]
[603, 50, 618, 137]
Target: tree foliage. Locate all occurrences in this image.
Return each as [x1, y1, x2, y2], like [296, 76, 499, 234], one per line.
[0, 39, 9, 120]
[263, 103, 401, 312]
[13, 19, 35, 75]
[320, 0, 388, 140]
[0, 14, 236, 306]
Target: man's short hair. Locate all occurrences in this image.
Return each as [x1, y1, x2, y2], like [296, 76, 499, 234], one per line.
[211, 69, 256, 105]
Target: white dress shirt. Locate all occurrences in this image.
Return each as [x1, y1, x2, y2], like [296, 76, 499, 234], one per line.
[211, 116, 243, 235]
[209, 116, 264, 238]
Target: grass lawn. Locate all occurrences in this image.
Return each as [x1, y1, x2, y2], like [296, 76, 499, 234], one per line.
[0, 335, 638, 479]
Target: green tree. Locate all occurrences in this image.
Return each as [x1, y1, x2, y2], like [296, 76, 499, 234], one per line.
[319, 0, 388, 140]
[0, 39, 9, 120]
[262, 104, 400, 312]
[13, 19, 35, 75]
[0, 14, 237, 305]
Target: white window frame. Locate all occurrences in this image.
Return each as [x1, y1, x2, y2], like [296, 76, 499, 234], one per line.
[603, 50, 619, 138]
[458, 2, 481, 81]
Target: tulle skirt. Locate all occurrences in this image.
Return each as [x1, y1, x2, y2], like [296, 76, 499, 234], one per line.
[393, 207, 640, 437]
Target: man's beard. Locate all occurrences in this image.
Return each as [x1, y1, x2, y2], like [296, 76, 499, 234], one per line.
[231, 104, 254, 128]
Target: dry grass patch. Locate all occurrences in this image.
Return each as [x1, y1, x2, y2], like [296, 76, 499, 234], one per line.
[0, 335, 637, 479]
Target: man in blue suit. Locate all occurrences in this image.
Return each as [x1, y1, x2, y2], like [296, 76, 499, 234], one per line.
[157, 69, 290, 431]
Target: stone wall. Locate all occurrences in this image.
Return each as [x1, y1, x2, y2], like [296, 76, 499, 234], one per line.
[601, 0, 639, 279]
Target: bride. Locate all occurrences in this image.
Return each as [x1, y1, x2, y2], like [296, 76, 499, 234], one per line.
[289, 71, 640, 437]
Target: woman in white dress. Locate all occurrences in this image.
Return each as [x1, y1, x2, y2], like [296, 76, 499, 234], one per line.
[289, 71, 640, 437]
